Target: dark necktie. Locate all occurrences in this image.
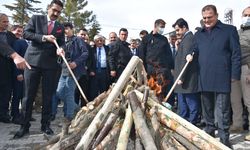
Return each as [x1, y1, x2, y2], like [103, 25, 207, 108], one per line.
[172, 46, 176, 58]
[97, 47, 101, 72]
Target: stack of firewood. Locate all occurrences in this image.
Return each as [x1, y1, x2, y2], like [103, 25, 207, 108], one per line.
[36, 56, 230, 150]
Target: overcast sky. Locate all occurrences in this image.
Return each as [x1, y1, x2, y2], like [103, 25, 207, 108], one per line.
[1, 0, 250, 39]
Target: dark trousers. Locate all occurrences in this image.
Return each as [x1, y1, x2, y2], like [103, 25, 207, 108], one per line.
[21, 67, 58, 127]
[0, 60, 12, 118]
[89, 69, 110, 101]
[0, 82, 11, 118]
[11, 78, 24, 118]
[75, 74, 89, 107]
[201, 91, 231, 144]
[177, 93, 200, 124]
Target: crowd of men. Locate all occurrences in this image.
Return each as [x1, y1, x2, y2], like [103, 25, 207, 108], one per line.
[0, 0, 250, 148]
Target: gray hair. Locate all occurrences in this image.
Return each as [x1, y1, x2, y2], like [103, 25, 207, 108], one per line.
[0, 13, 8, 20]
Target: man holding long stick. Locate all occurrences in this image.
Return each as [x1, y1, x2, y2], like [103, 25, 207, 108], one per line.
[55, 22, 88, 124]
[14, 0, 65, 138]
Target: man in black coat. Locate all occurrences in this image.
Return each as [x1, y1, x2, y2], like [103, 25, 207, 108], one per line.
[109, 28, 132, 81]
[139, 19, 174, 103]
[14, 0, 65, 138]
[0, 13, 29, 123]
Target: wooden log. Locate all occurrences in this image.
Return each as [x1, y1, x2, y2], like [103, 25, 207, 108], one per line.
[94, 120, 124, 150]
[49, 98, 108, 149]
[34, 134, 61, 150]
[75, 56, 141, 150]
[141, 86, 149, 115]
[71, 90, 109, 129]
[92, 112, 119, 149]
[149, 106, 161, 149]
[170, 136, 187, 150]
[135, 131, 144, 150]
[116, 105, 133, 150]
[128, 91, 157, 150]
[160, 134, 178, 150]
[134, 90, 231, 150]
[136, 58, 148, 86]
[165, 128, 199, 150]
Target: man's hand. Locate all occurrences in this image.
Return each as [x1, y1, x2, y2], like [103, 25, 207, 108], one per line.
[246, 75, 250, 84]
[17, 75, 24, 81]
[186, 54, 193, 62]
[69, 62, 77, 69]
[110, 71, 116, 77]
[177, 80, 183, 85]
[89, 71, 95, 76]
[43, 35, 56, 43]
[57, 48, 65, 56]
[11, 52, 31, 70]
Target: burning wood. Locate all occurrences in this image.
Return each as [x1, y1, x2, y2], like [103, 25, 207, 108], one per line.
[37, 56, 231, 150]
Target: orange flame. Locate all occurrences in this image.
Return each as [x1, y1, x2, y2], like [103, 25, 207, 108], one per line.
[147, 75, 162, 96]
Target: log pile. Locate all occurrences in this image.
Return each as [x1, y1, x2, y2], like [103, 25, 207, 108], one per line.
[36, 56, 231, 150]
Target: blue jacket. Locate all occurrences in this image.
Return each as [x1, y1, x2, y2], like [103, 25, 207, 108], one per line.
[62, 36, 88, 79]
[194, 20, 241, 93]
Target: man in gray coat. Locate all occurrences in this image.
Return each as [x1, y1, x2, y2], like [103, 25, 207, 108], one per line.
[172, 18, 200, 125]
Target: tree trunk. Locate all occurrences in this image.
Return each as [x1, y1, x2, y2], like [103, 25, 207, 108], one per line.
[128, 91, 157, 150]
[75, 56, 141, 150]
[134, 90, 231, 150]
[116, 105, 133, 150]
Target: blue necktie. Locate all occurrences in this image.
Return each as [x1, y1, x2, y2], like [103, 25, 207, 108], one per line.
[97, 47, 101, 72]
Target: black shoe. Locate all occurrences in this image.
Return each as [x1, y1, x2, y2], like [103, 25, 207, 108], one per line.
[50, 115, 56, 121]
[13, 126, 29, 139]
[30, 117, 36, 121]
[0, 116, 11, 123]
[41, 125, 54, 135]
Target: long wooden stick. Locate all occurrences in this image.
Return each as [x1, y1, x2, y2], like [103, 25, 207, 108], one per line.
[163, 53, 193, 102]
[54, 40, 88, 103]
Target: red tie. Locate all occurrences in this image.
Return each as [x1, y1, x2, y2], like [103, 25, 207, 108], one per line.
[48, 21, 54, 34]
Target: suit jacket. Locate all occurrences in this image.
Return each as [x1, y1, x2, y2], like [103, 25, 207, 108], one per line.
[108, 39, 132, 71]
[0, 32, 16, 85]
[194, 20, 241, 92]
[12, 39, 28, 77]
[89, 45, 110, 73]
[23, 15, 65, 69]
[174, 31, 198, 93]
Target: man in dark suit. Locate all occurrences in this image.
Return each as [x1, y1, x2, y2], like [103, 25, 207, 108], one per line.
[14, 0, 65, 138]
[0, 13, 21, 123]
[0, 14, 29, 123]
[88, 35, 110, 100]
[172, 18, 199, 125]
[10, 25, 29, 124]
[187, 5, 241, 148]
[109, 28, 132, 81]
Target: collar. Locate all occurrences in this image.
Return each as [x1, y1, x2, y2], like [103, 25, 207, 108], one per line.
[47, 15, 55, 23]
[241, 25, 250, 31]
[201, 20, 222, 32]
